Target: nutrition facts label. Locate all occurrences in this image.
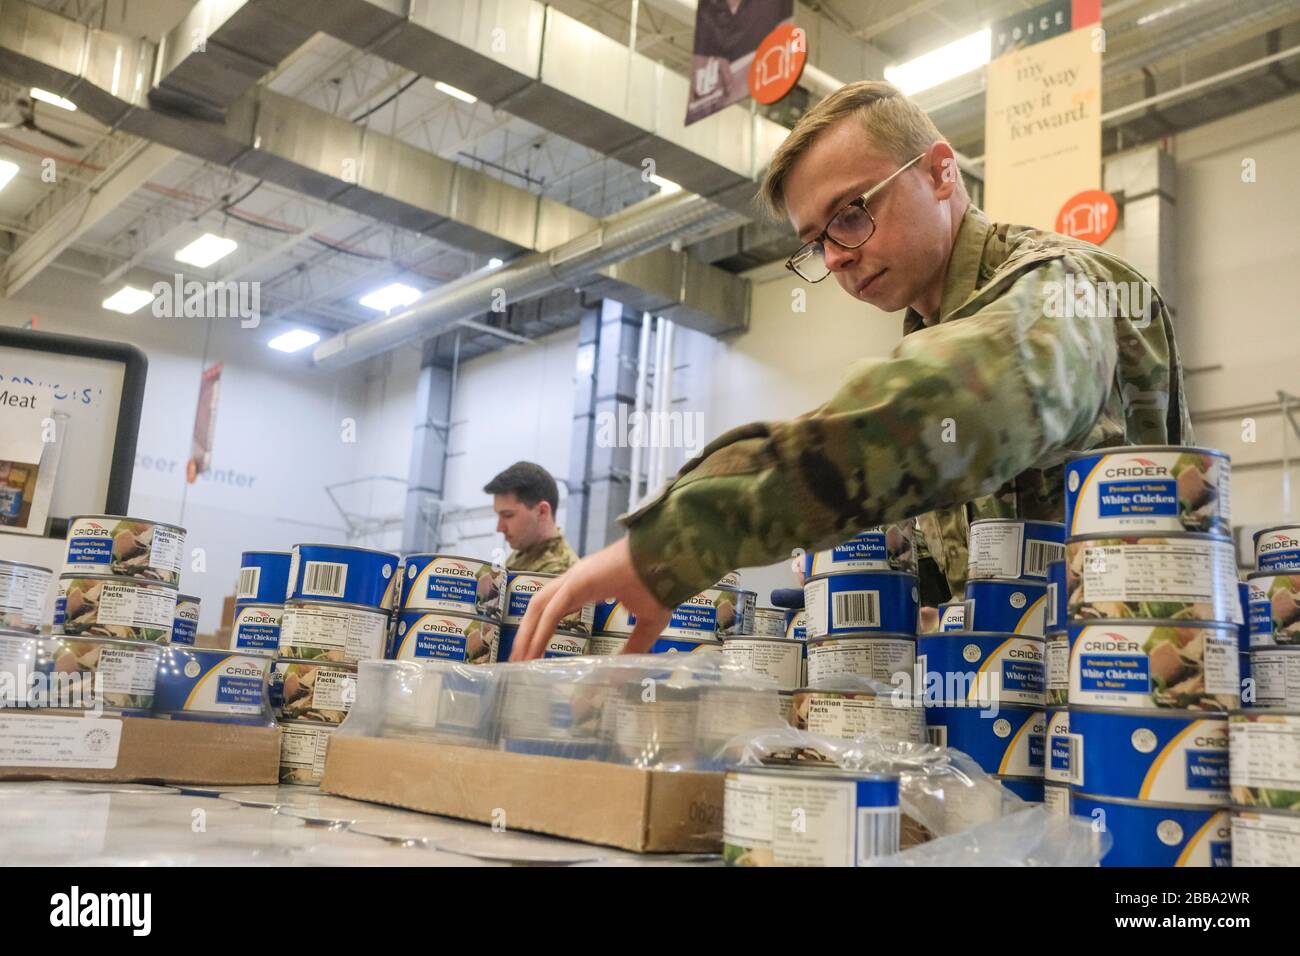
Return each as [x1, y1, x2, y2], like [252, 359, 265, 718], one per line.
[1202, 641, 1239, 695]
[803, 697, 924, 742]
[722, 641, 803, 689]
[968, 523, 1024, 579]
[613, 698, 697, 753]
[97, 582, 176, 630]
[1046, 637, 1068, 691]
[312, 670, 356, 711]
[148, 526, 184, 574]
[281, 724, 333, 772]
[723, 774, 773, 852]
[1231, 812, 1300, 867]
[1079, 541, 1239, 613]
[98, 646, 159, 694]
[807, 640, 914, 686]
[0, 565, 25, 613]
[1230, 718, 1300, 790]
[280, 606, 386, 660]
[1253, 651, 1300, 707]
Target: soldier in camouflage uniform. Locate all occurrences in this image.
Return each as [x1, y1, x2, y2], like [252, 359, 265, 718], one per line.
[510, 81, 1189, 659]
[484, 462, 579, 574]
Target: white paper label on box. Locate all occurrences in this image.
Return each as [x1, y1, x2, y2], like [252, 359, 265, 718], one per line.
[0, 715, 122, 768]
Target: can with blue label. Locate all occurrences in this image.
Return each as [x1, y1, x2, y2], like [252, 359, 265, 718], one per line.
[803, 571, 918, 639]
[1252, 646, 1300, 708]
[399, 553, 503, 617]
[665, 586, 756, 639]
[996, 775, 1044, 802]
[502, 570, 592, 633]
[1065, 534, 1242, 625]
[803, 523, 916, 576]
[1047, 559, 1067, 632]
[806, 634, 915, 688]
[154, 647, 272, 718]
[235, 551, 291, 606]
[286, 544, 399, 611]
[279, 599, 390, 663]
[723, 766, 900, 867]
[1046, 631, 1068, 706]
[785, 608, 807, 640]
[171, 594, 200, 646]
[938, 601, 965, 632]
[1246, 571, 1300, 646]
[967, 519, 1065, 581]
[917, 631, 1045, 707]
[1045, 707, 1072, 784]
[963, 578, 1047, 637]
[64, 515, 187, 586]
[1068, 705, 1229, 804]
[58, 574, 177, 643]
[231, 603, 283, 655]
[1231, 808, 1300, 866]
[1071, 792, 1231, 867]
[1064, 446, 1231, 539]
[924, 704, 1045, 778]
[1067, 620, 1239, 711]
[1254, 525, 1300, 573]
[389, 609, 499, 663]
[1229, 710, 1300, 810]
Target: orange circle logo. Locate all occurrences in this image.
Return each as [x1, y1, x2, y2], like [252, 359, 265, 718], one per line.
[1056, 189, 1118, 245]
[748, 24, 807, 105]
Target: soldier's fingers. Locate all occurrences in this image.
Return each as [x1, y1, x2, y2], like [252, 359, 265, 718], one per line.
[510, 584, 547, 661]
[522, 580, 579, 660]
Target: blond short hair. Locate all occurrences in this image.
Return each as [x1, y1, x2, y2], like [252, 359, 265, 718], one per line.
[759, 80, 960, 220]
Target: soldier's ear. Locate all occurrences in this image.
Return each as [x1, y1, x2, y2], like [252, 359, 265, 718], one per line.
[930, 143, 959, 201]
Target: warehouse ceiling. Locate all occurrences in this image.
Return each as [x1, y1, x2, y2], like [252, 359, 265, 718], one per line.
[0, 0, 1298, 366]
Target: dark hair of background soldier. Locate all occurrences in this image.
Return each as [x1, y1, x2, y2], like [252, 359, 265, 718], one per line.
[483, 461, 559, 512]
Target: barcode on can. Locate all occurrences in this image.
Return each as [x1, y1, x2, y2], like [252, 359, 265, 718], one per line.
[856, 806, 900, 862]
[302, 561, 348, 598]
[237, 567, 260, 600]
[1067, 733, 1084, 786]
[927, 726, 947, 748]
[1025, 540, 1063, 578]
[832, 590, 880, 628]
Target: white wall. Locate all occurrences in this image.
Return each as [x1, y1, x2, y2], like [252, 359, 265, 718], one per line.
[0, 269, 416, 633]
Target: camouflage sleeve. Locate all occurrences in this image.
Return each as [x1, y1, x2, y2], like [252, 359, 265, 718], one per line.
[622, 255, 1119, 607]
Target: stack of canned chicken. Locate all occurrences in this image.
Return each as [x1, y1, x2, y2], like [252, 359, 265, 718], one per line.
[272, 543, 398, 784]
[1227, 526, 1300, 864]
[1061, 446, 1240, 867]
[920, 518, 1062, 802]
[388, 552, 505, 663]
[589, 578, 757, 655]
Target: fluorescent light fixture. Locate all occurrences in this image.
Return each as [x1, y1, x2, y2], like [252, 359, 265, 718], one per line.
[434, 81, 477, 104]
[30, 87, 76, 111]
[649, 174, 681, 194]
[359, 282, 422, 312]
[102, 285, 156, 314]
[268, 329, 320, 353]
[0, 160, 17, 192]
[884, 28, 991, 96]
[175, 232, 238, 268]
[488, 257, 503, 268]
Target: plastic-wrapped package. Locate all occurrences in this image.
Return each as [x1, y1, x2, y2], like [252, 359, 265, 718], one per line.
[867, 806, 1109, 866]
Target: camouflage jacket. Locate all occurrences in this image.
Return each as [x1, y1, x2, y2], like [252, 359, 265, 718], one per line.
[622, 204, 1192, 607]
[507, 533, 579, 574]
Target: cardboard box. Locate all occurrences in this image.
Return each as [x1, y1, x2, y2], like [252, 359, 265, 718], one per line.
[321, 735, 724, 853]
[0, 710, 281, 785]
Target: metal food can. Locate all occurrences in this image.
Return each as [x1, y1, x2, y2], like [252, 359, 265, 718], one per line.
[1046, 630, 1068, 706]
[609, 680, 699, 768]
[279, 599, 389, 663]
[1044, 782, 1071, 816]
[665, 586, 756, 639]
[235, 551, 291, 605]
[967, 518, 1065, 581]
[400, 553, 503, 617]
[802, 523, 917, 576]
[1252, 646, 1300, 709]
[279, 719, 336, 785]
[0, 630, 41, 707]
[805, 634, 915, 688]
[1254, 525, 1300, 573]
[153, 647, 271, 717]
[695, 685, 788, 763]
[1068, 705, 1229, 805]
[1064, 446, 1231, 538]
[40, 636, 162, 713]
[785, 608, 807, 641]
[388, 609, 498, 664]
[723, 766, 900, 867]
[1070, 792, 1231, 867]
[64, 515, 187, 585]
[1045, 707, 1071, 784]
[791, 686, 926, 743]
[1229, 710, 1300, 810]
[1065, 534, 1242, 625]
[1231, 808, 1300, 866]
[722, 636, 804, 691]
[803, 570, 918, 638]
[924, 704, 1045, 778]
[0, 560, 51, 632]
[1047, 559, 1067, 632]
[286, 544, 400, 611]
[937, 601, 965, 632]
[752, 607, 787, 637]
[272, 658, 357, 723]
[917, 631, 1045, 707]
[498, 668, 610, 746]
[171, 594, 200, 646]
[1066, 620, 1240, 711]
[231, 603, 284, 655]
[997, 775, 1044, 802]
[1245, 571, 1300, 646]
[962, 578, 1048, 637]
[57, 574, 177, 643]
[502, 570, 591, 633]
